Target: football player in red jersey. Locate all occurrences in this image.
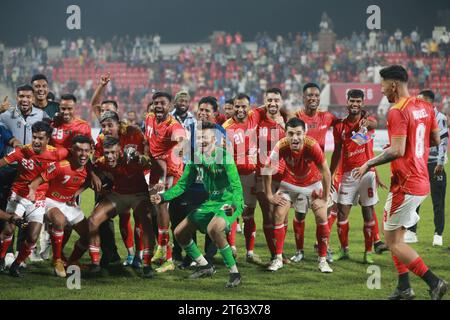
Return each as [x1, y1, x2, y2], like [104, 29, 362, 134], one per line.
[287, 83, 338, 262]
[144, 92, 186, 266]
[355, 65, 448, 300]
[28, 135, 93, 277]
[329, 89, 380, 264]
[222, 99, 235, 120]
[95, 110, 147, 266]
[263, 118, 332, 273]
[255, 88, 287, 262]
[50, 94, 92, 149]
[222, 93, 264, 264]
[0, 121, 68, 277]
[88, 137, 156, 277]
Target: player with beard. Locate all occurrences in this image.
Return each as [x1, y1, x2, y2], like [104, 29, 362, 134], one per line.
[89, 137, 156, 278]
[255, 88, 288, 263]
[28, 135, 93, 277]
[223, 99, 235, 120]
[329, 89, 380, 264]
[144, 92, 186, 268]
[222, 93, 264, 264]
[355, 65, 447, 300]
[31, 74, 60, 119]
[95, 111, 148, 268]
[263, 118, 333, 273]
[0, 121, 68, 276]
[50, 94, 92, 149]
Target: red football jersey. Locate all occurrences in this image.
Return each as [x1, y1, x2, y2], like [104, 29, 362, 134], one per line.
[51, 118, 92, 149]
[95, 157, 148, 195]
[222, 108, 263, 175]
[256, 108, 286, 179]
[3, 145, 69, 200]
[41, 160, 89, 202]
[95, 123, 146, 159]
[144, 113, 185, 177]
[296, 110, 338, 150]
[269, 137, 325, 187]
[215, 113, 227, 125]
[333, 116, 376, 173]
[387, 97, 439, 196]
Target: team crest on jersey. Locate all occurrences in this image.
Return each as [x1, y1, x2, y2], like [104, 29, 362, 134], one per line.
[47, 162, 57, 173]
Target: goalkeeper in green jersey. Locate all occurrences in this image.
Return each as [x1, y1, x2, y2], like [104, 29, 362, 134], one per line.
[150, 121, 244, 288]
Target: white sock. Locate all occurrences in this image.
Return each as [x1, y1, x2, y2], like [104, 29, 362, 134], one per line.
[195, 255, 209, 267]
[229, 265, 238, 273]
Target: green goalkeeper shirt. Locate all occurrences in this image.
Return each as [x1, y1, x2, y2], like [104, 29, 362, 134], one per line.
[161, 147, 244, 216]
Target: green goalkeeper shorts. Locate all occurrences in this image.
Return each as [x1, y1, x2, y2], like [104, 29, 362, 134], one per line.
[187, 200, 239, 234]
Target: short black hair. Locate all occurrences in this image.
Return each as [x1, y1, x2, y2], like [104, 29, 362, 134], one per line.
[152, 91, 172, 102]
[47, 92, 55, 101]
[101, 100, 119, 110]
[31, 74, 48, 84]
[347, 89, 365, 100]
[198, 96, 218, 112]
[71, 135, 93, 146]
[285, 118, 306, 131]
[61, 93, 77, 103]
[31, 121, 53, 138]
[303, 82, 321, 93]
[100, 111, 120, 124]
[419, 89, 435, 102]
[265, 87, 283, 96]
[225, 99, 234, 105]
[103, 136, 120, 149]
[16, 84, 34, 94]
[233, 93, 250, 104]
[199, 121, 217, 130]
[379, 65, 408, 82]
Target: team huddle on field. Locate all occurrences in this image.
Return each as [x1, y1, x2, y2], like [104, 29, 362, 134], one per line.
[0, 65, 448, 298]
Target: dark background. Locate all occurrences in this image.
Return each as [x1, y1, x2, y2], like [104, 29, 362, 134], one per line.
[0, 0, 449, 45]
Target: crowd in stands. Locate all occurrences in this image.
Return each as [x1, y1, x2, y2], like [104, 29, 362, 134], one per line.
[0, 28, 449, 127]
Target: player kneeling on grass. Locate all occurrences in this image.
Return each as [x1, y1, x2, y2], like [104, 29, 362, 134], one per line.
[27, 135, 94, 277]
[263, 118, 333, 273]
[88, 136, 156, 278]
[151, 121, 244, 288]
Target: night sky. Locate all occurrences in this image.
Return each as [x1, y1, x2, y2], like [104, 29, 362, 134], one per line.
[0, 0, 448, 45]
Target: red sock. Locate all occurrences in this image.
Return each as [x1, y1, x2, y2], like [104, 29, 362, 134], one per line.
[62, 227, 72, 252]
[135, 222, 144, 252]
[337, 220, 349, 249]
[407, 257, 429, 277]
[293, 218, 305, 251]
[68, 240, 88, 264]
[273, 224, 286, 255]
[157, 227, 170, 247]
[328, 209, 337, 229]
[143, 248, 153, 267]
[372, 209, 381, 242]
[316, 222, 330, 257]
[392, 254, 409, 274]
[51, 229, 64, 261]
[283, 223, 288, 241]
[120, 212, 134, 249]
[263, 224, 275, 255]
[363, 220, 376, 252]
[227, 221, 237, 246]
[89, 245, 100, 264]
[0, 236, 13, 259]
[15, 241, 35, 264]
[166, 245, 173, 261]
[243, 217, 256, 251]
